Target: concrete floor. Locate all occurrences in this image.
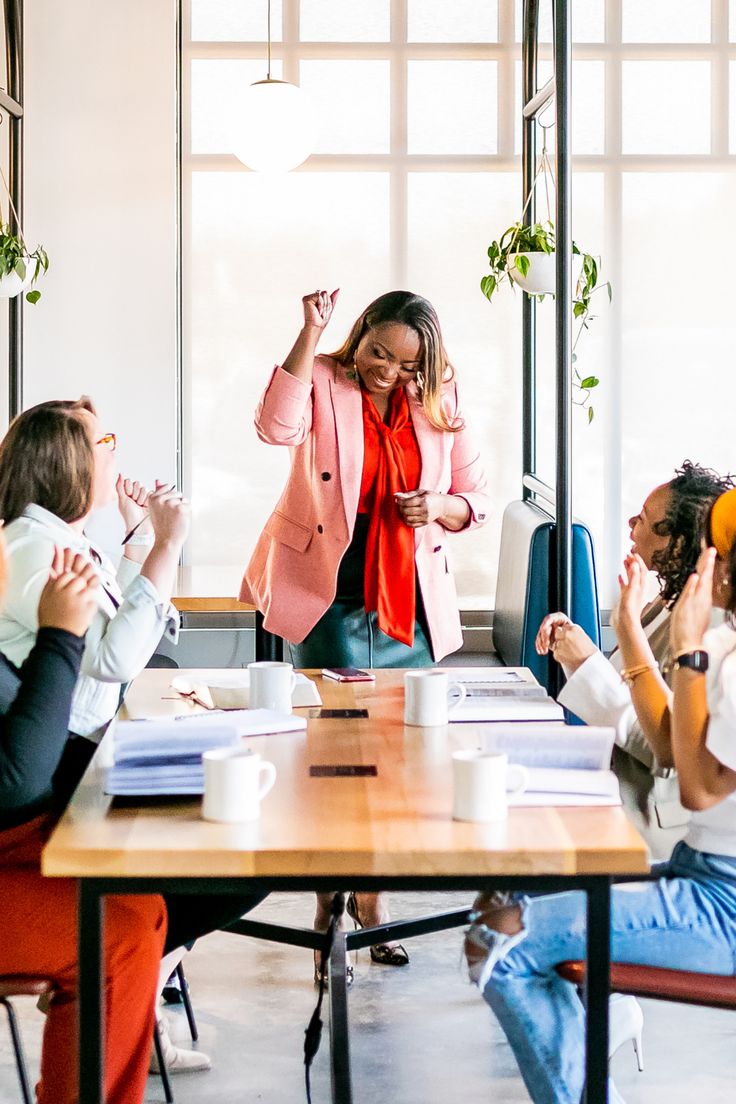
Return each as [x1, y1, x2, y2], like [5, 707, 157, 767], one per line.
[1, 891, 735, 1103]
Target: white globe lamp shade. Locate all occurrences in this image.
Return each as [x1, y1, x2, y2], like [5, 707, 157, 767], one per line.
[234, 79, 314, 173]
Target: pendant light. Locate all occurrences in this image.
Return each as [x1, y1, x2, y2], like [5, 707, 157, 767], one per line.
[233, 0, 314, 173]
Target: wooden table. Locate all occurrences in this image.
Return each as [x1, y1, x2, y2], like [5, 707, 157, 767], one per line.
[43, 669, 648, 1104]
[173, 565, 254, 614]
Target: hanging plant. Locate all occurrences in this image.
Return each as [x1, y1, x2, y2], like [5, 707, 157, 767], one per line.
[479, 136, 611, 422]
[0, 224, 48, 304]
[0, 149, 48, 304]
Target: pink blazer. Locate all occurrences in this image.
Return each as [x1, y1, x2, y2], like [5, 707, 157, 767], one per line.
[240, 356, 490, 660]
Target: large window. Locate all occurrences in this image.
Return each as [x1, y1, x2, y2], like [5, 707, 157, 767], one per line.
[183, 0, 736, 609]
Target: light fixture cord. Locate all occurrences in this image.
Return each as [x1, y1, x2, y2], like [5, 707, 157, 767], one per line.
[266, 0, 272, 79]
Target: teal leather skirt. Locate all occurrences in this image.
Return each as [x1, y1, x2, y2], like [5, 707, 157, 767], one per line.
[289, 515, 434, 669]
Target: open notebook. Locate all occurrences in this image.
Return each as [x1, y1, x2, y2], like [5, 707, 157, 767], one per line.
[483, 723, 621, 806]
[441, 667, 564, 723]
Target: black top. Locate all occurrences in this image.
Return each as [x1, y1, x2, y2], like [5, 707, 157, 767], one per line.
[0, 627, 84, 830]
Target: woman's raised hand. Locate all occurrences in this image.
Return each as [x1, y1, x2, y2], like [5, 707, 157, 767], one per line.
[38, 547, 100, 637]
[116, 475, 152, 535]
[670, 546, 716, 656]
[147, 481, 191, 548]
[302, 289, 339, 332]
[617, 552, 651, 626]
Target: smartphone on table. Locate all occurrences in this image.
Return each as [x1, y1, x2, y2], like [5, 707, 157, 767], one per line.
[321, 667, 376, 682]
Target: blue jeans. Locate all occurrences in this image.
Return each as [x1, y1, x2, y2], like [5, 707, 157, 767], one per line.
[478, 842, 736, 1104]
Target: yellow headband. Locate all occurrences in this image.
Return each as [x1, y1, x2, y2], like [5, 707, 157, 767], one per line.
[710, 488, 736, 560]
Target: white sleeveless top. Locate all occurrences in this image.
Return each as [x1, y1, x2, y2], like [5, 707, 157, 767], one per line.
[684, 622, 736, 858]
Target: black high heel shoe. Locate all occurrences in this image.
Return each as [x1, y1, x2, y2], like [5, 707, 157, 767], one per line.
[346, 893, 409, 967]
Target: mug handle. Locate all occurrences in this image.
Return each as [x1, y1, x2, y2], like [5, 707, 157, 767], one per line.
[447, 682, 466, 712]
[507, 764, 529, 797]
[258, 761, 277, 801]
[290, 671, 298, 694]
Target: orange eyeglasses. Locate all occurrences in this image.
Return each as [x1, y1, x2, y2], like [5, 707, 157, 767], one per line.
[96, 433, 117, 452]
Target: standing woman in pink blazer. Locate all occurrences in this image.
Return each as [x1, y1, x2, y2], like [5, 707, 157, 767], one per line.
[241, 288, 490, 976]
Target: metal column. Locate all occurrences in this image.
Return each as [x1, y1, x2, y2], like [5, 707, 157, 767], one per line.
[3, 0, 24, 418]
[520, 0, 573, 616]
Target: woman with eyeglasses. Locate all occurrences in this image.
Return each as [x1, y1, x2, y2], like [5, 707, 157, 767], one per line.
[241, 289, 490, 979]
[0, 399, 188, 773]
[0, 398, 218, 1073]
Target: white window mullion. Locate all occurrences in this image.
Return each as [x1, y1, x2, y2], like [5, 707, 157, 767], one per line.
[282, 0, 300, 84]
[601, 0, 623, 598]
[391, 0, 409, 288]
[713, 0, 730, 157]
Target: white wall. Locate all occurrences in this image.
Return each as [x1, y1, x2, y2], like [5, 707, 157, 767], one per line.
[23, 1, 178, 548]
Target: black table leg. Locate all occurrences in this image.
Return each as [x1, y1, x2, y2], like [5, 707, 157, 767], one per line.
[78, 881, 104, 1104]
[585, 877, 611, 1104]
[254, 611, 282, 661]
[328, 928, 353, 1104]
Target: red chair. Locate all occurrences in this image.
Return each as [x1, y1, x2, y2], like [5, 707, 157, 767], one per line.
[0, 975, 54, 1104]
[557, 960, 736, 1011]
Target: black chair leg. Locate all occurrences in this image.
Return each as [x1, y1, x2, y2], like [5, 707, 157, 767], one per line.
[1, 998, 34, 1104]
[176, 963, 198, 1042]
[152, 1021, 175, 1104]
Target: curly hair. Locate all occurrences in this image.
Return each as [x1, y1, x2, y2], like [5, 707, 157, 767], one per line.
[651, 460, 736, 607]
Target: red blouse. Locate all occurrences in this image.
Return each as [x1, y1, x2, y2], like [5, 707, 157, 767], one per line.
[358, 387, 422, 647]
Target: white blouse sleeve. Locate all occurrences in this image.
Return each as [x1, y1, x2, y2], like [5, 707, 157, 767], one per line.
[80, 572, 179, 684]
[705, 633, 736, 772]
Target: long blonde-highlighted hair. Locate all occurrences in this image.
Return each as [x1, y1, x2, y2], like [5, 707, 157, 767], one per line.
[329, 291, 462, 433]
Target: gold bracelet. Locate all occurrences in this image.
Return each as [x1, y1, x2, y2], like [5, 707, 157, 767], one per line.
[620, 662, 657, 686]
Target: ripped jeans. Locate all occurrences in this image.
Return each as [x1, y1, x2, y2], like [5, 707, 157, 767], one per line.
[476, 842, 736, 1104]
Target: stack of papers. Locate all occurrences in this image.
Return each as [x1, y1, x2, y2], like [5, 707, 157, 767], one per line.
[106, 711, 307, 796]
[482, 723, 621, 806]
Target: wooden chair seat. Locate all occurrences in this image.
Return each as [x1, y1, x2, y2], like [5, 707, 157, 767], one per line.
[557, 961, 736, 1011]
[0, 976, 53, 1001]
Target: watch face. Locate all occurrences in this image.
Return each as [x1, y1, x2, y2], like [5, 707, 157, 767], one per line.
[677, 650, 709, 672]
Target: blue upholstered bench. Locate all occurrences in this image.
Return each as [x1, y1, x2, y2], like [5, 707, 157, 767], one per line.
[492, 500, 601, 695]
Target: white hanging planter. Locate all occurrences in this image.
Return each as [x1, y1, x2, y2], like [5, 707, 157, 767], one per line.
[0, 257, 40, 299]
[508, 251, 583, 296]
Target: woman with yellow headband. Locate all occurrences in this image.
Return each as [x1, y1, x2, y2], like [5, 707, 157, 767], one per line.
[465, 487, 736, 1104]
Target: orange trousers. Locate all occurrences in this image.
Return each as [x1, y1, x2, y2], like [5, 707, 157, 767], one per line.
[0, 815, 167, 1104]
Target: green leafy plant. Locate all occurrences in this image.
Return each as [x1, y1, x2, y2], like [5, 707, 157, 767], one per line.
[480, 219, 611, 422]
[0, 222, 48, 304]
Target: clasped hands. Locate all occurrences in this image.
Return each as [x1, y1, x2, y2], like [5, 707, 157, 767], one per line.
[116, 475, 191, 547]
[536, 546, 717, 672]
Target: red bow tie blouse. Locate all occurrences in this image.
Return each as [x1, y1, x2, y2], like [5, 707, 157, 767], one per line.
[357, 386, 423, 647]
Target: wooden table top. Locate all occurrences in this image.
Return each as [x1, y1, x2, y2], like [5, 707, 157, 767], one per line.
[42, 670, 648, 881]
[173, 565, 254, 613]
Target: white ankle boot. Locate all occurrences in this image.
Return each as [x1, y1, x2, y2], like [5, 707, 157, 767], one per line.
[609, 993, 644, 1071]
[150, 1011, 211, 1075]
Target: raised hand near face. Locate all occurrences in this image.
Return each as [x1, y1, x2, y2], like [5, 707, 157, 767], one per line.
[147, 481, 192, 548]
[116, 475, 152, 536]
[302, 289, 339, 333]
[670, 546, 716, 656]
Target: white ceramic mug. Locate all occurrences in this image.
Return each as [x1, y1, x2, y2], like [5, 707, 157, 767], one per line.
[451, 750, 528, 823]
[202, 747, 277, 823]
[247, 661, 297, 714]
[404, 670, 466, 726]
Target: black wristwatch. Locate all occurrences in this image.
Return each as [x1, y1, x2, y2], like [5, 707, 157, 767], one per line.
[673, 649, 709, 673]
